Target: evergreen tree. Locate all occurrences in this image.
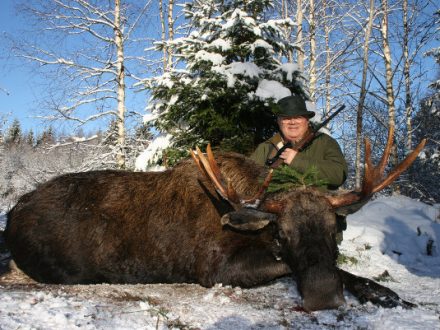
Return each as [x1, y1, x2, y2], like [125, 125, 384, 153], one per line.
[5, 119, 23, 146]
[36, 126, 56, 146]
[26, 129, 35, 147]
[102, 120, 119, 146]
[407, 94, 440, 202]
[144, 0, 306, 162]
[134, 123, 152, 142]
[404, 10, 440, 202]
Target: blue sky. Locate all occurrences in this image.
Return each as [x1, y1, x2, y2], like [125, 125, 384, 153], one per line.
[0, 0, 154, 136]
[0, 1, 46, 134]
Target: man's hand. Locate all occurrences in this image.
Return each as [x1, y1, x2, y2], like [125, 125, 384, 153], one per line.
[280, 148, 298, 165]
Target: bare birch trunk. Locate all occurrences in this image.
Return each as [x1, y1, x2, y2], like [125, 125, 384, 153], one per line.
[380, 0, 398, 190]
[168, 0, 175, 68]
[355, 0, 375, 189]
[114, 0, 126, 169]
[323, 0, 331, 118]
[403, 0, 413, 153]
[309, 0, 316, 101]
[381, 0, 395, 127]
[160, 0, 168, 71]
[296, 0, 304, 71]
[381, 1, 396, 127]
[282, 0, 293, 62]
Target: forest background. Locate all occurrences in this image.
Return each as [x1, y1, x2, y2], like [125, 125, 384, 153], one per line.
[0, 0, 439, 209]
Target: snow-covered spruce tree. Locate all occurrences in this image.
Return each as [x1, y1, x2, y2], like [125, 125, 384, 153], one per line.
[143, 0, 307, 166]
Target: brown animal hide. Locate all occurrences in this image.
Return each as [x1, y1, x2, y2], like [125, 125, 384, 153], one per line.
[4, 150, 418, 311]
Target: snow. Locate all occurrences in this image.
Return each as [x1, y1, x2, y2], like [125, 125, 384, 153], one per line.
[224, 9, 261, 37]
[254, 79, 291, 101]
[228, 62, 261, 78]
[70, 135, 97, 143]
[134, 134, 172, 171]
[195, 50, 224, 66]
[280, 63, 299, 81]
[263, 18, 296, 29]
[251, 39, 273, 53]
[209, 39, 231, 51]
[167, 95, 178, 106]
[1, 195, 439, 329]
[213, 62, 263, 88]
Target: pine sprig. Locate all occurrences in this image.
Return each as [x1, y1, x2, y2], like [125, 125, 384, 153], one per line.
[267, 165, 329, 193]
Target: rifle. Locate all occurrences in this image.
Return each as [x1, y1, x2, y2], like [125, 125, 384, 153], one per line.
[265, 104, 346, 169]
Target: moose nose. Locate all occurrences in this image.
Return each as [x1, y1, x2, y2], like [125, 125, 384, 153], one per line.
[303, 291, 346, 312]
[299, 265, 345, 311]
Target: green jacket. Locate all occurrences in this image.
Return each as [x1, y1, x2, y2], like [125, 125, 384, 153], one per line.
[250, 132, 348, 190]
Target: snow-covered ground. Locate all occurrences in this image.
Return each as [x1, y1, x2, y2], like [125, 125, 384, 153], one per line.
[0, 195, 439, 329]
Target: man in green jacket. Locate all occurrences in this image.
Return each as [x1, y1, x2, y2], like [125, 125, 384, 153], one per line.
[250, 95, 348, 240]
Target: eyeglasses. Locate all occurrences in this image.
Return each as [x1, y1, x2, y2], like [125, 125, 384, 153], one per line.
[279, 116, 308, 123]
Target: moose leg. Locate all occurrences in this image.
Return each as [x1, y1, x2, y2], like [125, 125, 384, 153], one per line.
[339, 269, 415, 308]
[207, 246, 292, 288]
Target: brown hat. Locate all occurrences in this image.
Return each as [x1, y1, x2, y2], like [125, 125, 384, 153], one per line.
[273, 95, 315, 118]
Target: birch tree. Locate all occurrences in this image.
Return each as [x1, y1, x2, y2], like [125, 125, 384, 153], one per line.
[296, 0, 305, 71]
[379, 0, 398, 174]
[12, 0, 152, 168]
[308, 0, 317, 100]
[318, 0, 355, 118]
[114, 0, 126, 168]
[159, 0, 175, 72]
[281, 0, 293, 62]
[402, 0, 412, 153]
[322, 0, 331, 116]
[400, 0, 436, 154]
[355, 0, 376, 189]
[363, 0, 435, 165]
[167, 0, 175, 67]
[160, 0, 169, 71]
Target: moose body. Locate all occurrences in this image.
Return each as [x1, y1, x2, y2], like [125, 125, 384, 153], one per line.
[6, 153, 344, 310]
[5, 137, 424, 311]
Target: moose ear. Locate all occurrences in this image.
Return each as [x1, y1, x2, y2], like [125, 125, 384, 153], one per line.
[221, 208, 277, 231]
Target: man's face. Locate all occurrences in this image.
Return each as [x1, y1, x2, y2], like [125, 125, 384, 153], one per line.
[277, 116, 309, 142]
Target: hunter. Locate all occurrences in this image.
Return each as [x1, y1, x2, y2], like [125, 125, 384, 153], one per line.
[250, 94, 348, 240]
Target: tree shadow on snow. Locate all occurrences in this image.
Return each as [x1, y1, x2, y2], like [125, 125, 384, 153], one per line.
[381, 214, 440, 278]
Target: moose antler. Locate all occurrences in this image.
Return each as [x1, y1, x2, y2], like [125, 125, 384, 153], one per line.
[190, 144, 273, 208]
[326, 126, 426, 211]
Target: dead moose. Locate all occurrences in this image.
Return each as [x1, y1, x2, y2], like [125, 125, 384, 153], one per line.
[4, 126, 425, 311]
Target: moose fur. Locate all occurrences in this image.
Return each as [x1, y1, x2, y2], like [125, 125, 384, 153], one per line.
[4, 152, 412, 311]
